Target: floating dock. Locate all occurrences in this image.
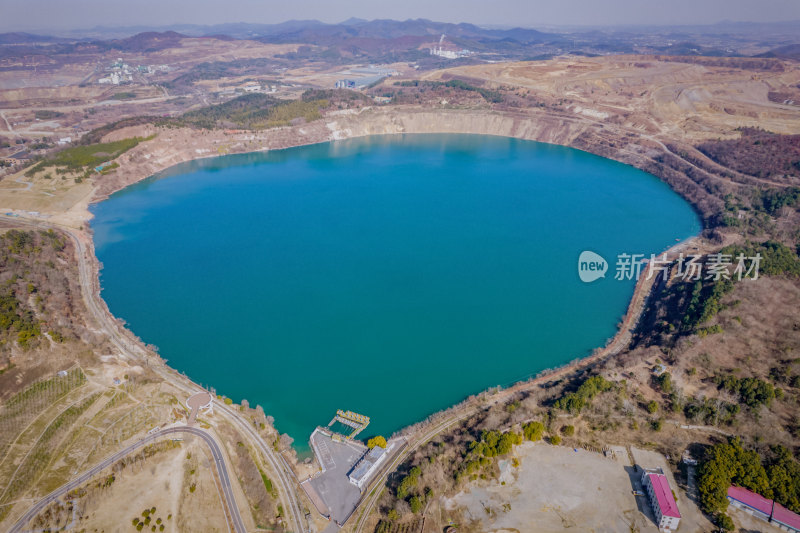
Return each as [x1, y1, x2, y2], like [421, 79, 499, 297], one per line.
[328, 409, 370, 439]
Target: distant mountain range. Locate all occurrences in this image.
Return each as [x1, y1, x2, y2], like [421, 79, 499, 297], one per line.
[0, 32, 72, 44]
[0, 19, 567, 61]
[7, 18, 796, 41]
[758, 43, 800, 61]
[0, 18, 798, 61]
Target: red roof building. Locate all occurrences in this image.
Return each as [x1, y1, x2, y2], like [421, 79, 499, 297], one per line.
[726, 485, 800, 533]
[641, 469, 681, 531]
[770, 502, 800, 533]
[727, 485, 774, 521]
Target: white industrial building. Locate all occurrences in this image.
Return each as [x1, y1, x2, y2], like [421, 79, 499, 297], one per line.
[348, 446, 387, 491]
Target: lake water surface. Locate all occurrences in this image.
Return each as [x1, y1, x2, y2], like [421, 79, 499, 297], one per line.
[91, 134, 700, 450]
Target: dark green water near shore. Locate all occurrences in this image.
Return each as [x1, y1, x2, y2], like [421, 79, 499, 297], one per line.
[92, 134, 700, 450]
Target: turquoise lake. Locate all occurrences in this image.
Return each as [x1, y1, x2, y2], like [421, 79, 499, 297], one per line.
[91, 134, 700, 450]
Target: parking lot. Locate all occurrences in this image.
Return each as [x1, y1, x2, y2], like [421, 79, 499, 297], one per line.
[306, 430, 365, 524]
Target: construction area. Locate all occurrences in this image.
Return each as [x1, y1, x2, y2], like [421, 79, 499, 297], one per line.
[442, 443, 712, 533]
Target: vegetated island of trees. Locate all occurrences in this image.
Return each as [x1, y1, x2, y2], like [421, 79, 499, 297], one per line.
[23, 135, 154, 182]
[391, 79, 505, 103]
[75, 89, 373, 145]
[169, 92, 326, 130]
[164, 89, 376, 130]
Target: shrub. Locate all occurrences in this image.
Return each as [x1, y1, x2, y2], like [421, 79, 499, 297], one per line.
[396, 466, 421, 499]
[714, 374, 775, 408]
[409, 495, 422, 513]
[681, 279, 734, 332]
[523, 421, 544, 441]
[553, 375, 614, 414]
[367, 436, 387, 449]
[656, 372, 673, 393]
[470, 430, 522, 457]
[717, 513, 735, 531]
[561, 425, 575, 437]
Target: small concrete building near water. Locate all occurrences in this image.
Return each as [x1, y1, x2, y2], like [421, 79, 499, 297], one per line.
[348, 445, 387, 491]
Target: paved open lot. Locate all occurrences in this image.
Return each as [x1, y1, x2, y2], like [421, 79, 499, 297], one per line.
[308, 431, 364, 524]
[445, 442, 712, 533]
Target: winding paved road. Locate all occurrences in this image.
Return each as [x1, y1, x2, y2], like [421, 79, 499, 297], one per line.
[0, 215, 306, 533]
[8, 427, 245, 533]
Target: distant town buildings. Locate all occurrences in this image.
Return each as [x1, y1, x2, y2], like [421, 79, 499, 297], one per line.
[334, 66, 398, 90]
[97, 57, 163, 85]
[727, 485, 800, 532]
[640, 468, 681, 531]
[335, 79, 357, 89]
[215, 83, 277, 98]
[99, 73, 122, 85]
[3, 150, 30, 166]
[429, 34, 472, 59]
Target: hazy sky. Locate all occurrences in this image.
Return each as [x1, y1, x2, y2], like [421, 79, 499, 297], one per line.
[1, 0, 799, 33]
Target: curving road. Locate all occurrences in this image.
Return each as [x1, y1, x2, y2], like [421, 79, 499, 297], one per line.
[8, 426, 245, 533]
[213, 400, 306, 533]
[0, 215, 306, 533]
